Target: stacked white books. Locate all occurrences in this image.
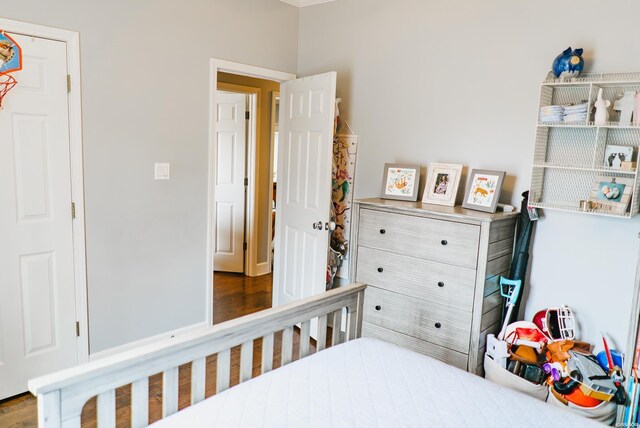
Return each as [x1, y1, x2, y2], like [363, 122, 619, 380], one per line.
[539, 105, 564, 123]
[539, 101, 589, 124]
[563, 102, 589, 123]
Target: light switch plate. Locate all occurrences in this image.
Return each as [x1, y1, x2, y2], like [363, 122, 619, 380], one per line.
[155, 163, 170, 180]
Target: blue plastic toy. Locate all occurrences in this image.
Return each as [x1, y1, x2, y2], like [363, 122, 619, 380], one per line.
[596, 349, 623, 372]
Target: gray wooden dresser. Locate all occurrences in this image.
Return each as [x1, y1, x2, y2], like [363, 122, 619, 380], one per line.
[350, 198, 518, 375]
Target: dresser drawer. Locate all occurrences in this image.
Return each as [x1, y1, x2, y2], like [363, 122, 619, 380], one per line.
[358, 209, 480, 269]
[362, 322, 468, 370]
[364, 287, 472, 354]
[356, 246, 476, 311]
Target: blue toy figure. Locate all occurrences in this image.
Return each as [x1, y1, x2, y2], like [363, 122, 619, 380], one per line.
[552, 47, 584, 79]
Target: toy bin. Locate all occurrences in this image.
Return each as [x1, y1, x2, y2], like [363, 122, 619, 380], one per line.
[483, 354, 549, 401]
[546, 386, 617, 425]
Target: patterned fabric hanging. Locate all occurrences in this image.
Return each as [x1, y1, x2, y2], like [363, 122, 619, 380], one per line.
[326, 125, 358, 289]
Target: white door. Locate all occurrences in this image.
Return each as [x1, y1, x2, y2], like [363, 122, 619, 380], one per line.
[273, 72, 337, 307]
[213, 92, 247, 273]
[0, 34, 78, 399]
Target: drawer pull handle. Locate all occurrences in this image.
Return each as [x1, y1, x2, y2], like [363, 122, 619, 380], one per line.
[437, 281, 445, 287]
[375, 305, 382, 311]
[441, 239, 448, 246]
[377, 267, 384, 273]
[379, 229, 386, 234]
[435, 322, 442, 329]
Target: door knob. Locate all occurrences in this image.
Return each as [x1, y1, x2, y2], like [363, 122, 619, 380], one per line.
[325, 221, 336, 231]
[312, 221, 323, 230]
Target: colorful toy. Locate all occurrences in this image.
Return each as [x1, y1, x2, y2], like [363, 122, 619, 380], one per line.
[552, 47, 584, 80]
[567, 350, 617, 402]
[504, 321, 547, 349]
[0, 30, 21, 109]
[543, 362, 568, 382]
[532, 305, 576, 341]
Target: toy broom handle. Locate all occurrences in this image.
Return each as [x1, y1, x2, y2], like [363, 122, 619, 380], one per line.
[602, 334, 614, 372]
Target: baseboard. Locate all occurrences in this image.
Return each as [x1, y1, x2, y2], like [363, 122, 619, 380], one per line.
[255, 262, 271, 276]
[89, 321, 209, 361]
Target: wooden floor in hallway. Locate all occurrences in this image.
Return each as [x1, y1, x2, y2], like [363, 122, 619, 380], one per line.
[0, 271, 299, 428]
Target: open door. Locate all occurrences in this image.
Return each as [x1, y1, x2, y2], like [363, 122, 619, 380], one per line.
[213, 92, 247, 273]
[272, 72, 337, 307]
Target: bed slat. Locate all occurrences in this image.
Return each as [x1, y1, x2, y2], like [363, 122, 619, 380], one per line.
[282, 326, 294, 365]
[191, 357, 206, 405]
[347, 305, 358, 341]
[332, 309, 342, 345]
[240, 340, 253, 382]
[131, 378, 148, 428]
[216, 348, 231, 393]
[37, 391, 62, 428]
[300, 320, 311, 357]
[97, 390, 116, 428]
[317, 314, 328, 351]
[261, 333, 274, 374]
[61, 416, 81, 428]
[162, 367, 179, 417]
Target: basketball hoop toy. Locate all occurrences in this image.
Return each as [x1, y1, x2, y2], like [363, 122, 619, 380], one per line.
[0, 30, 22, 109]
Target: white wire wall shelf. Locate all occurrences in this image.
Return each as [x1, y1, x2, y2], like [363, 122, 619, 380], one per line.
[530, 72, 640, 219]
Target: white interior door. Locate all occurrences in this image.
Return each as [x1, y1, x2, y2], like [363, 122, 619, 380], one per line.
[213, 92, 247, 273]
[0, 33, 78, 399]
[273, 72, 337, 307]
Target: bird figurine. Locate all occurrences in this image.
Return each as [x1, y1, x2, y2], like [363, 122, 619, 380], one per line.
[552, 47, 584, 80]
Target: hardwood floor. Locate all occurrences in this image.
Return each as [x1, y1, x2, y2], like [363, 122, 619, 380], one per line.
[0, 271, 301, 428]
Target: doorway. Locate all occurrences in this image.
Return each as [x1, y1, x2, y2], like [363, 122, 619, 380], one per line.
[212, 72, 282, 319]
[207, 59, 337, 327]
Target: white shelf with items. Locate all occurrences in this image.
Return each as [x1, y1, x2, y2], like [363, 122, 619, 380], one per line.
[529, 72, 640, 219]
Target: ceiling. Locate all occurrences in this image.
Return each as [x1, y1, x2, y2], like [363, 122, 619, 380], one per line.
[280, 0, 336, 7]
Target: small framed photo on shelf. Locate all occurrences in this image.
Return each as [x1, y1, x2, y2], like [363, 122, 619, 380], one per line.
[462, 169, 506, 213]
[422, 163, 463, 206]
[587, 176, 633, 215]
[380, 163, 421, 201]
[604, 145, 634, 170]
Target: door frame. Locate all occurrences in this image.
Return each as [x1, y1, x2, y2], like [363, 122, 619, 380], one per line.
[268, 91, 280, 273]
[216, 83, 259, 276]
[0, 18, 88, 363]
[207, 58, 295, 325]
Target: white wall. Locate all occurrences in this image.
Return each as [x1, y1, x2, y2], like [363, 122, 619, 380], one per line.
[298, 0, 640, 353]
[1, 0, 299, 353]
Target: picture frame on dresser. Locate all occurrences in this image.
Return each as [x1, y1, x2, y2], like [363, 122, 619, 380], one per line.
[380, 163, 421, 201]
[422, 163, 463, 207]
[462, 169, 506, 213]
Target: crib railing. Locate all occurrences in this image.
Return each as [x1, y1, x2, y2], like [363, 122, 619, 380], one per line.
[29, 283, 366, 428]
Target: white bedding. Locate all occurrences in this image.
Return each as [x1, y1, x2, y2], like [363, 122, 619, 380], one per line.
[152, 338, 602, 427]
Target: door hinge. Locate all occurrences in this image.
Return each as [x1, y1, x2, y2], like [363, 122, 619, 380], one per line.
[76, 321, 80, 337]
[244, 177, 248, 186]
[245, 111, 250, 120]
[71, 202, 76, 219]
[67, 75, 71, 93]
[243, 242, 247, 251]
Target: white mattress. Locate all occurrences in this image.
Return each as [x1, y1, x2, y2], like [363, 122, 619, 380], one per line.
[152, 338, 603, 427]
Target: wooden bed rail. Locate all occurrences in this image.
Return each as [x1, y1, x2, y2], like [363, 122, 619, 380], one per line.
[28, 283, 366, 428]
